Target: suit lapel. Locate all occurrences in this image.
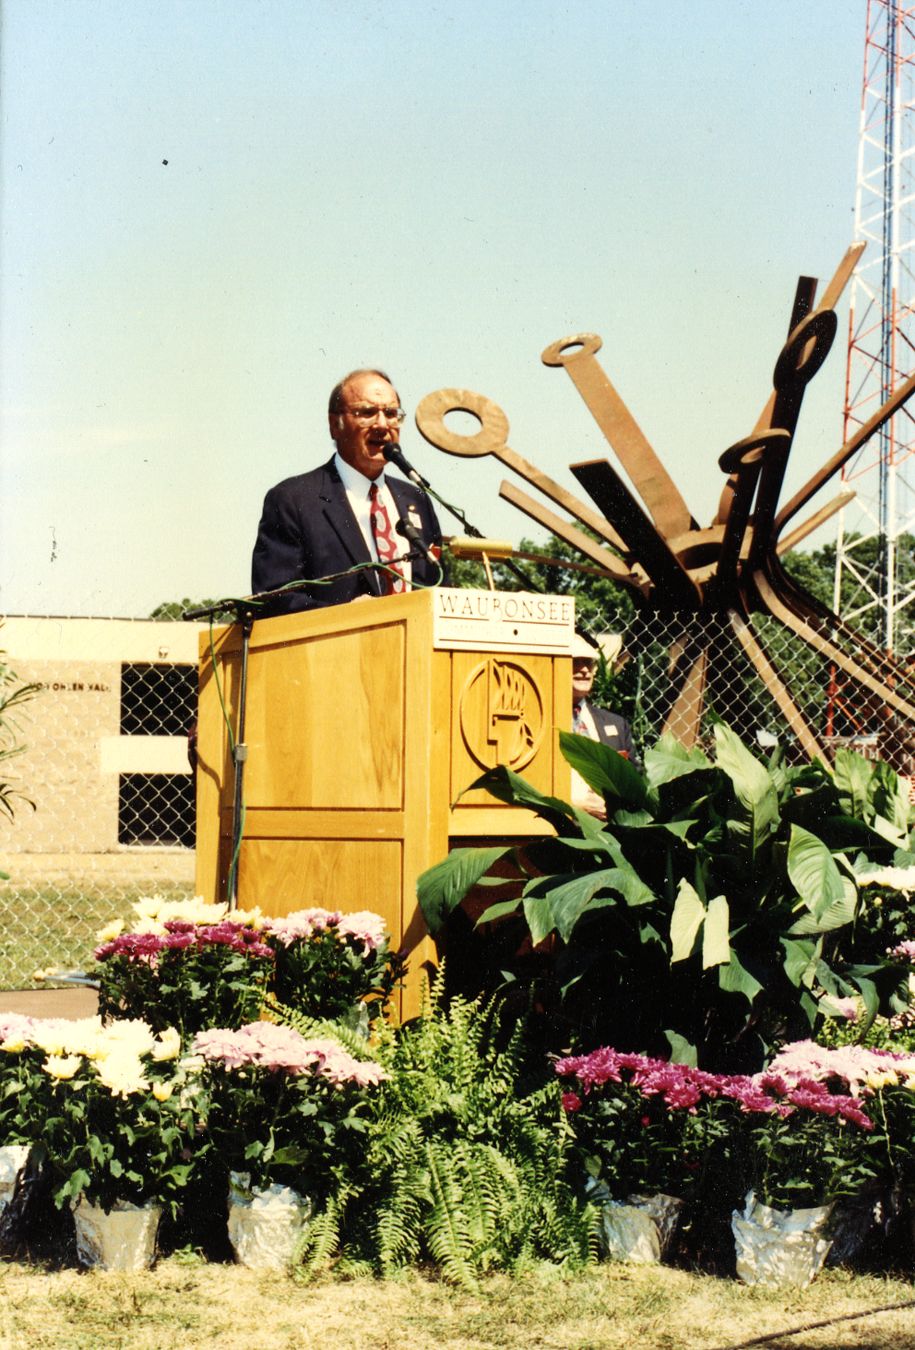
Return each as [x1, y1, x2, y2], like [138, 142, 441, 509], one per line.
[316, 460, 380, 593]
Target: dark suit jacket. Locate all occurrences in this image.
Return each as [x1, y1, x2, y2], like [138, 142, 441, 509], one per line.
[251, 458, 444, 615]
[585, 700, 641, 770]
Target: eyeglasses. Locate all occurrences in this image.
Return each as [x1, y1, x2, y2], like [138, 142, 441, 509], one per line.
[343, 404, 406, 425]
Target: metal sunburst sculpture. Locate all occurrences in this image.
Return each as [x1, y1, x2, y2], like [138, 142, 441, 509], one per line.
[415, 243, 915, 759]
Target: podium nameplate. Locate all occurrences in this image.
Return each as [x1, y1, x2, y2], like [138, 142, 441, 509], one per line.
[432, 588, 575, 655]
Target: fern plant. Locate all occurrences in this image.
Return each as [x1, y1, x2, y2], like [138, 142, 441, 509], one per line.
[286, 974, 597, 1287]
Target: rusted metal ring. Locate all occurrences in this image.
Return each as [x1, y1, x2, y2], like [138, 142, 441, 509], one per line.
[718, 429, 790, 473]
[540, 333, 603, 367]
[773, 309, 837, 392]
[414, 388, 510, 458]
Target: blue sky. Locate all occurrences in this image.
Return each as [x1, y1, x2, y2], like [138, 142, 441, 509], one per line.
[1, 0, 868, 616]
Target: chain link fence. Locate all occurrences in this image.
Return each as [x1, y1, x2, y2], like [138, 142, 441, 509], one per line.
[2, 603, 913, 990]
[0, 617, 201, 988]
[591, 605, 915, 772]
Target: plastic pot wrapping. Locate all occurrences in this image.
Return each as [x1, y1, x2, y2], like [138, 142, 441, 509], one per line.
[227, 1171, 313, 1270]
[0, 1145, 30, 1217]
[732, 1191, 833, 1288]
[586, 1179, 683, 1263]
[71, 1196, 162, 1271]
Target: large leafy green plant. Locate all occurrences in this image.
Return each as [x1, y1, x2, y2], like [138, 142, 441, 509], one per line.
[419, 727, 914, 1070]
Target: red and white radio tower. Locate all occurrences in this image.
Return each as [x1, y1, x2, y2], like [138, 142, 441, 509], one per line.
[836, 0, 915, 656]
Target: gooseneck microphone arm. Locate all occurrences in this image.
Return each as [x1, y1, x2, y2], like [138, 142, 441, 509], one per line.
[382, 444, 542, 592]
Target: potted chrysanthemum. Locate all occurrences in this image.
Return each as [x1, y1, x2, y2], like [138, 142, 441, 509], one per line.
[189, 1022, 387, 1268]
[92, 896, 274, 1036]
[727, 1041, 897, 1288]
[0, 1013, 195, 1269]
[262, 908, 401, 1029]
[554, 1047, 732, 1263]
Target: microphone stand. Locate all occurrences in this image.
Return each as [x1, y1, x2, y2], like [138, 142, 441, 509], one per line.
[382, 445, 543, 593]
[182, 560, 413, 907]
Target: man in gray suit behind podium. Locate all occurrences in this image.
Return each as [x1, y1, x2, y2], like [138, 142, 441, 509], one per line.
[252, 368, 444, 616]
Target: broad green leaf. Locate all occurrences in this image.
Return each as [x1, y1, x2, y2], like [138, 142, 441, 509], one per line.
[873, 761, 912, 834]
[781, 937, 820, 989]
[870, 813, 908, 847]
[586, 868, 655, 909]
[613, 810, 654, 828]
[702, 895, 731, 969]
[788, 876, 858, 934]
[461, 765, 581, 833]
[270, 1145, 309, 1167]
[787, 824, 844, 913]
[717, 950, 763, 1003]
[849, 973, 879, 1026]
[714, 724, 779, 855]
[474, 898, 522, 927]
[559, 731, 653, 809]
[799, 990, 819, 1027]
[418, 847, 509, 933]
[522, 867, 649, 942]
[521, 893, 561, 946]
[664, 1030, 698, 1065]
[645, 736, 712, 787]
[670, 880, 705, 962]
[832, 748, 875, 820]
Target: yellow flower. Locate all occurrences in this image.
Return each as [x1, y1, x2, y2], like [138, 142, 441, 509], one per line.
[152, 1027, 181, 1062]
[95, 1052, 149, 1097]
[96, 919, 125, 943]
[865, 1069, 899, 1090]
[43, 1054, 82, 1080]
[1, 1038, 26, 1054]
[233, 905, 265, 929]
[152, 1081, 174, 1102]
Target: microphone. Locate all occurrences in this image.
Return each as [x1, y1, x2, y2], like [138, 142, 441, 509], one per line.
[382, 442, 430, 488]
[396, 518, 436, 566]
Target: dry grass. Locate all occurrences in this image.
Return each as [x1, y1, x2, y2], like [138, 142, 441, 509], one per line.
[0, 1260, 912, 1350]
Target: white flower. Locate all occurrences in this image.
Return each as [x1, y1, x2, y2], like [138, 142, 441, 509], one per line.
[31, 1017, 103, 1059]
[857, 865, 915, 891]
[233, 905, 265, 929]
[152, 1027, 181, 1061]
[43, 1054, 82, 1080]
[96, 919, 125, 943]
[95, 1051, 149, 1097]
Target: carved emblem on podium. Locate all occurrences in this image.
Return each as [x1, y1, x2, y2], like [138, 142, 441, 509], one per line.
[459, 659, 544, 771]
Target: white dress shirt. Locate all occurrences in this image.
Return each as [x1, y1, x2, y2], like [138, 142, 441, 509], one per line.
[333, 452, 413, 586]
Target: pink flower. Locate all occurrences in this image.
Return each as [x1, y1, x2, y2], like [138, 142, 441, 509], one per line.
[263, 909, 343, 946]
[335, 911, 388, 954]
[191, 1023, 387, 1084]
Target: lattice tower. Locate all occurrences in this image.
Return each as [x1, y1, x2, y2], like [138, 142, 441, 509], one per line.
[836, 0, 915, 657]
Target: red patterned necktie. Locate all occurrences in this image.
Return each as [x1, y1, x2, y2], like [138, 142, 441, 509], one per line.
[369, 483, 406, 594]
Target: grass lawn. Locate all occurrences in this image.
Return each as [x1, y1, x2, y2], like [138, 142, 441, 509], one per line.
[0, 1261, 912, 1349]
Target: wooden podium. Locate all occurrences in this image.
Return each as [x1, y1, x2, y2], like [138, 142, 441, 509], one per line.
[195, 588, 574, 1016]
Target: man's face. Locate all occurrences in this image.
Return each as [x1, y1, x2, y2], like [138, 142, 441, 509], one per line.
[330, 373, 402, 480]
[572, 657, 597, 700]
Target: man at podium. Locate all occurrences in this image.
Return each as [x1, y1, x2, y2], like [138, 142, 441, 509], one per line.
[252, 368, 444, 615]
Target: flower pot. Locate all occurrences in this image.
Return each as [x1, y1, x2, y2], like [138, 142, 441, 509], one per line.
[227, 1172, 312, 1270]
[0, 1145, 30, 1219]
[587, 1179, 683, 1263]
[71, 1196, 162, 1271]
[732, 1191, 833, 1287]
